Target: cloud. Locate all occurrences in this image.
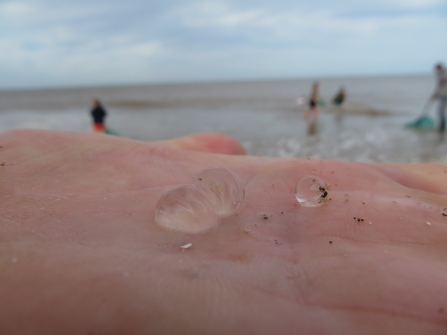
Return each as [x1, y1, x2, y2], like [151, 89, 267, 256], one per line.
[0, 0, 445, 88]
[374, 0, 444, 9]
[172, 2, 262, 28]
[169, 1, 444, 46]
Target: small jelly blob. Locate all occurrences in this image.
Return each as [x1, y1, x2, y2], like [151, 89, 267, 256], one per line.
[295, 176, 328, 207]
[155, 185, 219, 233]
[194, 167, 245, 216]
[155, 167, 245, 234]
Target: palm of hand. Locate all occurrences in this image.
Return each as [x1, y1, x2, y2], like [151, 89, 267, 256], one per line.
[1, 130, 446, 334]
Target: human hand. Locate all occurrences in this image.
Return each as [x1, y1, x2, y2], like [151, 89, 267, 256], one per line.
[1, 129, 446, 334]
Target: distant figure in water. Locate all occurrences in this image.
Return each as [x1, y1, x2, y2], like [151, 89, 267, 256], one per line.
[303, 82, 320, 124]
[332, 86, 346, 106]
[90, 99, 108, 133]
[431, 63, 447, 132]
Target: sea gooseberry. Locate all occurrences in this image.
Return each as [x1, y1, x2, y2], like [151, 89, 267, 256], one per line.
[155, 167, 245, 233]
[155, 184, 220, 234]
[295, 176, 328, 207]
[194, 167, 245, 216]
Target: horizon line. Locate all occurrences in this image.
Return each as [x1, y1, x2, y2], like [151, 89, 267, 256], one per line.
[0, 71, 431, 93]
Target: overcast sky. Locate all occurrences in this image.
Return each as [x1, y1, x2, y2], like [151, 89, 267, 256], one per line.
[0, 0, 446, 89]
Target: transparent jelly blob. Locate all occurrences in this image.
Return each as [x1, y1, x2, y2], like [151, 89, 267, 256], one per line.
[155, 184, 219, 234]
[295, 176, 328, 207]
[155, 167, 245, 234]
[194, 167, 245, 216]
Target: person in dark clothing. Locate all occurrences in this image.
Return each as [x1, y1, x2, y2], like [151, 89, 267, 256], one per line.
[90, 99, 107, 133]
[332, 86, 346, 106]
[431, 63, 447, 132]
[303, 82, 320, 123]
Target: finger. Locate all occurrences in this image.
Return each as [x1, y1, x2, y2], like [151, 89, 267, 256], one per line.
[375, 163, 447, 195]
[163, 133, 245, 155]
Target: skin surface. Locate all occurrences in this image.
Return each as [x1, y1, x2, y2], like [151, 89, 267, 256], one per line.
[0, 129, 447, 335]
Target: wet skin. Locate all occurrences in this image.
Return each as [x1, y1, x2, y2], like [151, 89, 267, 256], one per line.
[0, 129, 447, 335]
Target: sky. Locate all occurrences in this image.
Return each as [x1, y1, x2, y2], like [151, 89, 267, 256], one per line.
[0, 0, 446, 89]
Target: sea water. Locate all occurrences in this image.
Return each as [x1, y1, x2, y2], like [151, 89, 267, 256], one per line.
[0, 74, 445, 163]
